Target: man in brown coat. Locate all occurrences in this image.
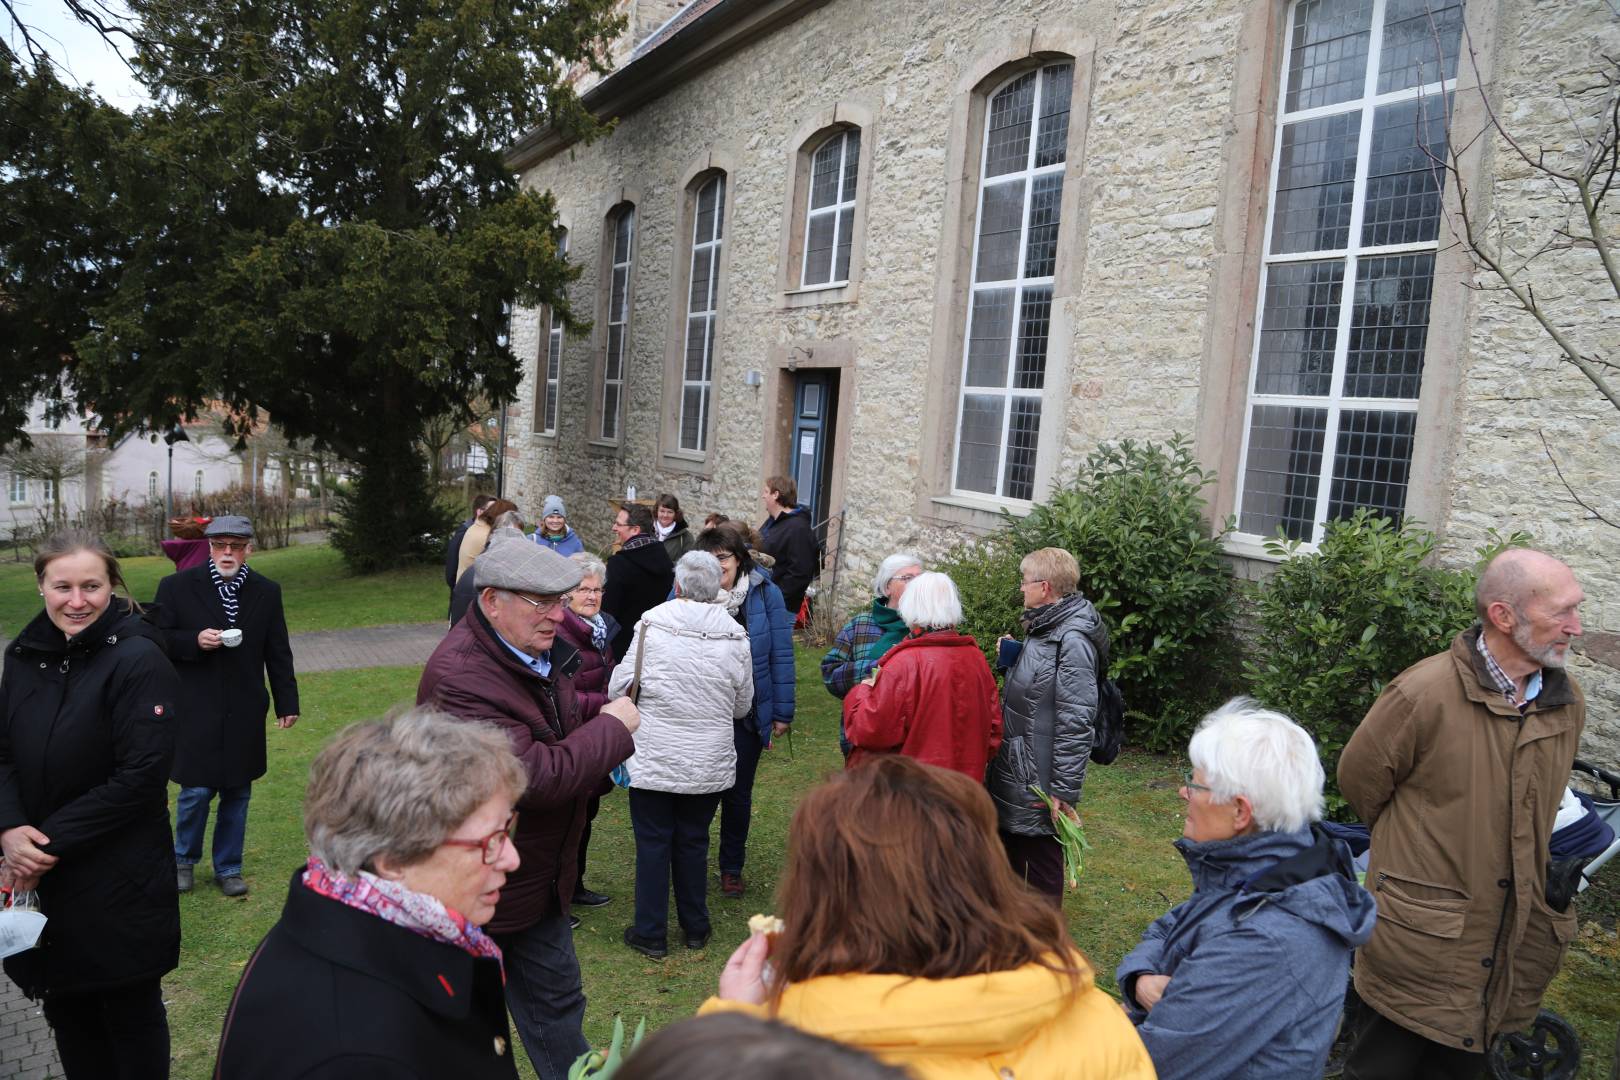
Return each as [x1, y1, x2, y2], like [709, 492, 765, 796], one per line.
[418, 537, 639, 1080]
[1338, 548, 1585, 1079]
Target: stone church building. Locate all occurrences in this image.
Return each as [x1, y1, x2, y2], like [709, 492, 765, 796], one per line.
[502, 0, 1619, 758]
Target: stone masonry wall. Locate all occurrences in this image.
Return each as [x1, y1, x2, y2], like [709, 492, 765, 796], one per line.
[508, 0, 1620, 762]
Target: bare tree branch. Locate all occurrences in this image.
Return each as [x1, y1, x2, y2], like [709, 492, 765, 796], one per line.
[1539, 428, 1620, 529]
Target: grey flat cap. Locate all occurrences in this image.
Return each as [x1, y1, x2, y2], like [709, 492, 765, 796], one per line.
[205, 515, 254, 538]
[474, 535, 583, 595]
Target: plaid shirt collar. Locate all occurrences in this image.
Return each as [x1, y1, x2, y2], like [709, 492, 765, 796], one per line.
[1475, 630, 1541, 710]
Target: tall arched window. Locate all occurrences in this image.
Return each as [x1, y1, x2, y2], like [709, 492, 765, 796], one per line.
[800, 129, 859, 289]
[1232, 0, 1464, 543]
[600, 209, 634, 441]
[147, 471, 159, 502]
[952, 62, 1073, 502]
[679, 175, 725, 453]
[194, 470, 205, 500]
[535, 227, 568, 436]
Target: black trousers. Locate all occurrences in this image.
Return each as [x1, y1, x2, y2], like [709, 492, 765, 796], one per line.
[629, 787, 721, 942]
[574, 793, 602, 889]
[1000, 829, 1065, 904]
[1343, 1000, 1486, 1080]
[43, 978, 170, 1079]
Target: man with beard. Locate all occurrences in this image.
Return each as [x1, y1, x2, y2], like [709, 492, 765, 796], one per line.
[156, 516, 299, 898]
[1338, 548, 1585, 1079]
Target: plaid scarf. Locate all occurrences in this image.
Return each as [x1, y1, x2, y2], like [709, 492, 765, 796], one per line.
[208, 560, 249, 626]
[302, 856, 504, 973]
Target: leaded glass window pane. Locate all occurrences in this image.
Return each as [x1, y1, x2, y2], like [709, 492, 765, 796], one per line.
[984, 72, 1036, 177]
[1255, 260, 1344, 396]
[1240, 405, 1329, 540]
[1024, 174, 1063, 278]
[955, 395, 1006, 494]
[1378, 0, 1464, 93]
[1285, 0, 1374, 112]
[1360, 95, 1450, 247]
[976, 179, 1026, 282]
[965, 289, 1015, 387]
[1328, 409, 1415, 523]
[1344, 252, 1433, 398]
[1269, 113, 1361, 254]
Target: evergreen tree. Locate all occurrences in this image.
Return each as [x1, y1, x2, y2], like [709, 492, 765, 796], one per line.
[2, 0, 621, 570]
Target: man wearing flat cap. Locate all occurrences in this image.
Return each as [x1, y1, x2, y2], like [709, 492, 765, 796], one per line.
[418, 535, 639, 1080]
[154, 515, 299, 899]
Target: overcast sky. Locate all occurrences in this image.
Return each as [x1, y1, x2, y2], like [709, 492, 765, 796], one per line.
[10, 0, 150, 111]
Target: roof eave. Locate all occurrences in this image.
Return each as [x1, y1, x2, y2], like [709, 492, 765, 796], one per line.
[506, 0, 830, 173]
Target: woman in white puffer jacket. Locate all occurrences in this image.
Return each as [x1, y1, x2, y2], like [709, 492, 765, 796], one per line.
[610, 550, 754, 958]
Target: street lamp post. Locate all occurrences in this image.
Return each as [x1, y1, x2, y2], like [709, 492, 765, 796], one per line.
[163, 426, 190, 519]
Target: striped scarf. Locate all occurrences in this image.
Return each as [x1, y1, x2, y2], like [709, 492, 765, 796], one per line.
[208, 560, 249, 626]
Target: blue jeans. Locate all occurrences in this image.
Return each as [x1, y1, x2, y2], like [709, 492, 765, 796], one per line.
[628, 787, 721, 942]
[491, 912, 589, 1080]
[718, 714, 764, 876]
[174, 784, 251, 879]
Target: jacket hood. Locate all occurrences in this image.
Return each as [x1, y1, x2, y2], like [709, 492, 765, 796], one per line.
[1023, 592, 1106, 651]
[1176, 825, 1377, 949]
[776, 959, 1091, 1058]
[13, 599, 167, 659]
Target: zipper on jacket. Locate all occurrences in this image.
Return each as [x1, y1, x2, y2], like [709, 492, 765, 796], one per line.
[1479, 715, 1522, 1044]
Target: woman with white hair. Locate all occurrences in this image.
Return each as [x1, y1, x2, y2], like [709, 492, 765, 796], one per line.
[841, 571, 1001, 780]
[609, 551, 753, 960]
[1115, 697, 1376, 1080]
[820, 553, 924, 740]
[216, 708, 526, 1077]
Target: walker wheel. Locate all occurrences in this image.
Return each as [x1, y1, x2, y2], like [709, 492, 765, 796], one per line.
[1490, 1010, 1582, 1080]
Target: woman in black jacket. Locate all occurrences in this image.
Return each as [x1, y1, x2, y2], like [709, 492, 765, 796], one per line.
[0, 531, 182, 1078]
[216, 708, 527, 1078]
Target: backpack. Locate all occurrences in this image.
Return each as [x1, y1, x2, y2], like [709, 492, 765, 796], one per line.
[1091, 674, 1126, 765]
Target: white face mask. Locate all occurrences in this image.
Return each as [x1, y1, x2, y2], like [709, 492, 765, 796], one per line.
[0, 896, 47, 959]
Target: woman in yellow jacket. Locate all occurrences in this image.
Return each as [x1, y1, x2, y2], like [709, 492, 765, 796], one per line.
[699, 755, 1155, 1080]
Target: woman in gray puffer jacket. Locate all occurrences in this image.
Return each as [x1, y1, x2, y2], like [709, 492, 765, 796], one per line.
[987, 547, 1108, 901]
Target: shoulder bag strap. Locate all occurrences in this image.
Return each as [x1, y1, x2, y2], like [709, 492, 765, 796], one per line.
[627, 621, 647, 703]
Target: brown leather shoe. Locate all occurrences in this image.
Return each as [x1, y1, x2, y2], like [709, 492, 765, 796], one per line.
[720, 872, 745, 899]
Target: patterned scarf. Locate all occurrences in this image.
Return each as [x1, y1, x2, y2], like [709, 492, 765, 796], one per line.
[584, 612, 608, 652]
[716, 574, 751, 619]
[208, 560, 249, 626]
[302, 856, 504, 973]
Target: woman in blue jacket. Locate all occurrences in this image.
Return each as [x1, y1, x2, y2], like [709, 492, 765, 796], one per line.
[694, 523, 795, 899]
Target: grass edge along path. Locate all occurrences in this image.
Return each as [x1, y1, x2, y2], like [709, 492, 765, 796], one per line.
[161, 653, 1619, 1079]
[0, 543, 444, 639]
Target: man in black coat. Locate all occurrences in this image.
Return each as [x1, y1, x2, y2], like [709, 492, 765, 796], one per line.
[155, 515, 299, 898]
[759, 473, 819, 621]
[602, 502, 675, 659]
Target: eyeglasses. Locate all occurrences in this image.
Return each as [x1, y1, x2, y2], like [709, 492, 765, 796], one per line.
[509, 592, 571, 614]
[891, 572, 921, 585]
[1019, 578, 1046, 588]
[1181, 770, 1212, 794]
[573, 586, 604, 596]
[440, 811, 519, 864]
[714, 552, 738, 562]
[209, 540, 249, 553]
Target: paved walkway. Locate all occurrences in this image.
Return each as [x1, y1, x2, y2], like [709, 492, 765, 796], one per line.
[0, 619, 444, 1076]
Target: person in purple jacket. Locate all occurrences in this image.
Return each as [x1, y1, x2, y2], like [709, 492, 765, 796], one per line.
[418, 540, 639, 1080]
[556, 552, 620, 913]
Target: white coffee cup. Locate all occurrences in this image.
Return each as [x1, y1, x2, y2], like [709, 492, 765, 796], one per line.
[220, 628, 243, 648]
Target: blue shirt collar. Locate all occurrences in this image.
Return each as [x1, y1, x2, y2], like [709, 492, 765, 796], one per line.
[495, 632, 551, 677]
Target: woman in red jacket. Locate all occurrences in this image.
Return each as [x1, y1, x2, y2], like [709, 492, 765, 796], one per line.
[841, 572, 1001, 780]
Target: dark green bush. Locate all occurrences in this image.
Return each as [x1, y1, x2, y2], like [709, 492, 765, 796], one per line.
[1245, 511, 1528, 817]
[940, 435, 1237, 752]
[330, 447, 454, 573]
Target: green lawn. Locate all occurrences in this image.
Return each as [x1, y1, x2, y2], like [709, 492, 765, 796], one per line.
[0, 543, 444, 639]
[158, 648, 1620, 1078]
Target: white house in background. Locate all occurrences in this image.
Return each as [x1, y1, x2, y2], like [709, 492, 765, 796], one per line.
[98, 420, 248, 511]
[3, 401, 275, 541]
[3, 400, 98, 539]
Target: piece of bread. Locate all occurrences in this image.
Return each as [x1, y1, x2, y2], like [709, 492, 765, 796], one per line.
[747, 913, 784, 937]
